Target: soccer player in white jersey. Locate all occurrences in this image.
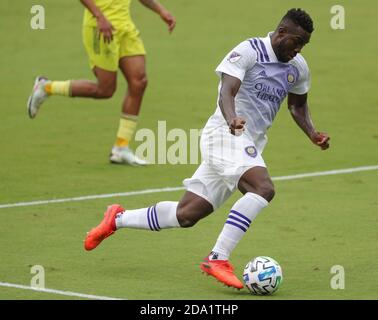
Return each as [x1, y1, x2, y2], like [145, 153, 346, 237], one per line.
[84, 9, 330, 289]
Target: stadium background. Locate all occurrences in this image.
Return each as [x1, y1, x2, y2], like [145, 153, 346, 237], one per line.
[0, 0, 377, 299]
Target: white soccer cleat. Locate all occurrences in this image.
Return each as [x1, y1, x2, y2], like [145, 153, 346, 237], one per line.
[110, 146, 149, 166]
[27, 76, 50, 119]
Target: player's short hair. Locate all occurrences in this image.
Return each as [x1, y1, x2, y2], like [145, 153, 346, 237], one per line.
[282, 8, 314, 33]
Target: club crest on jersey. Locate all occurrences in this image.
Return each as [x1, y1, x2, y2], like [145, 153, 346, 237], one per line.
[245, 146, 257, 158]
[228, 51, 242, 63]
[287, 73, 295, 84]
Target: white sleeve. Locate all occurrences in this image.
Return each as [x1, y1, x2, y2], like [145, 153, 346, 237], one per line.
[289, 54, 311, 95]
[215, 41, 257, 81]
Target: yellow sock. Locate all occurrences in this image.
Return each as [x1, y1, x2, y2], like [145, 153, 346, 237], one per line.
[44, 80, 71, 96]
[115, 114, 138, 147]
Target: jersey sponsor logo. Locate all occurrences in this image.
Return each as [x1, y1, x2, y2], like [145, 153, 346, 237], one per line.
[245, 146, 257, 158]
[254, 82, 287, 103]
[254, 83, 286, 98]
[228, 51, 242, 63]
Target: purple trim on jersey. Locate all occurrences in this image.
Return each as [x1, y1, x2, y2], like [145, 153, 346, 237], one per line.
[146, 207, 154, 231]
[226, 221, 247, 232]
[228, 214, 250, 228]
[253, 38, 265, 62]
[230, 210, 252, 224]
[248, 40, 260, 62]
[258, 39, 270, 62]
[152, 205, 160, 231]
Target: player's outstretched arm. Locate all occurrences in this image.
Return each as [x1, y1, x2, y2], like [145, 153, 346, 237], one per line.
[139, 0, 176, 33]
[288, 92, 330, 150]
[219, 73, 246, 136]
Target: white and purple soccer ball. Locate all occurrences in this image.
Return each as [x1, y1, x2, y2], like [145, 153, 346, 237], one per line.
[243, 256, 283, 295]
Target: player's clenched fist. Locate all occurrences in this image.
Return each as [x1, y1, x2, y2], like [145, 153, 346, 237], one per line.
[310, 131, 330, 150]
[229, 117, 246, 136]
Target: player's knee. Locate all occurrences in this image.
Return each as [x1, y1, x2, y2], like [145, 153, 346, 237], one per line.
[176, 207, 198, 228]
[178, 218, 197, 228]
[94, 82, 116, 99]
[96, 87, 116, 99]
[239, 176, 275, 202]
[177, 216, 198, 228]
[140, 76, 148, 90]
[129, 75, 148, 93]
[257, 182, 275, 202]
[242, 180, 275, 202]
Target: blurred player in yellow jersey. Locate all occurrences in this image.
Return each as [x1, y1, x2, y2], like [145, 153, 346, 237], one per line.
[27, 0, 176, 165]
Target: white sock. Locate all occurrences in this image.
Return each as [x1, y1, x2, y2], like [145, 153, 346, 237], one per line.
[210, 192, 268, 260]
[115, 201, 180, 231]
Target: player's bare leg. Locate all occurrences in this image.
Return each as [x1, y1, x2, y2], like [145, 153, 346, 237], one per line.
[237, 166, 275, 201]
[27, 67, 117, 118]
[71, 67, 117, 98]
[109, 55, 149, 165]
[119, 55, 148, 117]
[175, 191, 214, 227]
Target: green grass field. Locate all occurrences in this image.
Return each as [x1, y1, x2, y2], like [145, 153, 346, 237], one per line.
[0, 0, 377, 300]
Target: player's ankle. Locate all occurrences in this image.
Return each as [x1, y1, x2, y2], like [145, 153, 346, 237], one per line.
[43, 81, 53, 95]
[208, 251, 228, 261]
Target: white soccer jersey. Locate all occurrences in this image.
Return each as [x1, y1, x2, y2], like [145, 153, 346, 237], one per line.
[204, 32, 311, 152]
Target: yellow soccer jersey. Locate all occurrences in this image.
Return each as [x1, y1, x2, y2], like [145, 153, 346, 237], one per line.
[83, 0, 132, 29]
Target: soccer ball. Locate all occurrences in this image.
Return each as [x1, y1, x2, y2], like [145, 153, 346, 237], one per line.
[243, 256, 283, 295]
